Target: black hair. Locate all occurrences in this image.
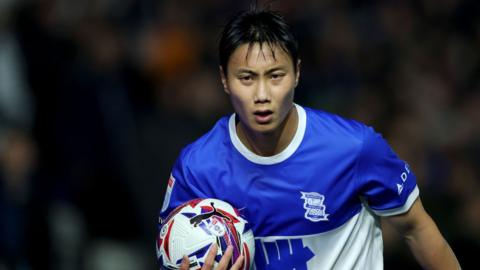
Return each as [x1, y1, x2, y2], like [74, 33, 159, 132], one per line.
[218, 7, 299, 75]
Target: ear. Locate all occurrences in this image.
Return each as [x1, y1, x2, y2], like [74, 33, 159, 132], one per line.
[219, 66, 230, 94]
[295, 59, 301, 88]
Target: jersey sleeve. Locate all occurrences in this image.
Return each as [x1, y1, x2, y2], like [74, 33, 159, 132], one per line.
[158, 148, 207, 221]
[356, 126, 419, 216]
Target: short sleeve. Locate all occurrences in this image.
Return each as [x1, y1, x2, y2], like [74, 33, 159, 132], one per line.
[158, 149, 207, 221]
[356, 126, 419, 216]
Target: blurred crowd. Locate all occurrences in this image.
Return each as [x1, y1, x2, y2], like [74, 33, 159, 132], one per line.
[0, 0, 479, 269]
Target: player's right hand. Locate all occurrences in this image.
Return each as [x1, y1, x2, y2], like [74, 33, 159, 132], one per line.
[179, 243, 244, 270]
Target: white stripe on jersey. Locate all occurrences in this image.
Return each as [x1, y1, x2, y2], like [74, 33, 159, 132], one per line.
[371, 186, 419, 216]
[253, 197, 420, 270]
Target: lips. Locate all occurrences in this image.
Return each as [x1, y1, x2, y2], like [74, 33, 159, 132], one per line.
[253, 110, 273, 124]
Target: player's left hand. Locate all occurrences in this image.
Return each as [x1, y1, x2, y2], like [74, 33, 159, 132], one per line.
[179, 243, 244, 270]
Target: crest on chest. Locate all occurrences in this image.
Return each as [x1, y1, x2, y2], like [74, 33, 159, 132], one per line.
[300, 191, 329, 222]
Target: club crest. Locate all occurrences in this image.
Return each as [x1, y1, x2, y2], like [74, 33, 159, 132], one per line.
[300, 191, 329, 222]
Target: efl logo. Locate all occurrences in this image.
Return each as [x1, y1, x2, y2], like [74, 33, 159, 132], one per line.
[161, 175, 176, 212]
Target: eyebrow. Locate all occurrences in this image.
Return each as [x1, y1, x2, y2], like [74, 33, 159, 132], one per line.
[235, 66, 288, 76]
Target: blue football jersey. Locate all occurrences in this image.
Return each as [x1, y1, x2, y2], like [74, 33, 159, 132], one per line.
[160, 104, 419, 269]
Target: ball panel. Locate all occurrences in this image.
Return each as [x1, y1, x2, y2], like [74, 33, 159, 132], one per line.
[157, 198, 255, 269]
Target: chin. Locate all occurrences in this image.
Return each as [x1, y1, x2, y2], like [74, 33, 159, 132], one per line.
[251, 123, 278, 134]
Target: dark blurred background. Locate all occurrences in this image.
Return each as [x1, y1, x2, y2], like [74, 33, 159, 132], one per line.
[0, 0, 479, 269]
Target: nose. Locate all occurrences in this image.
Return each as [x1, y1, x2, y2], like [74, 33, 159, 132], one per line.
[254, 79, 271, 103]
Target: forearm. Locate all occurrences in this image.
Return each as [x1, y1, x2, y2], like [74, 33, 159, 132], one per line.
[403, 215, 460, 270]
[385, 198, 461, 270]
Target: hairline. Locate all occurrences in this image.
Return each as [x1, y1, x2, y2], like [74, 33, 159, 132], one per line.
[222, 41, 297, 76]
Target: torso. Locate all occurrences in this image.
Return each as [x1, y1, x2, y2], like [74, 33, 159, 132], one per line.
[165, 104, 418, 269]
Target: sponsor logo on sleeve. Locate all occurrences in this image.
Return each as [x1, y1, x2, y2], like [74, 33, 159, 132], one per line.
[397, 163, 411, 195]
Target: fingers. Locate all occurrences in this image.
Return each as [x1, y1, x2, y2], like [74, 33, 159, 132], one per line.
[201, 243, 218, 270]
[231, 255, 245, 270]
[197, 244, 243, 270]
[180, 255, 190, 270]
[216, 245, 233, 269]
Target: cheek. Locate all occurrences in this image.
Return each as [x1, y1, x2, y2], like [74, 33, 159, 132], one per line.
[275, 84, 295, 102]
[227, 89, 250, 112]
[272, 75, 295, 96]
[227, 82, 252, 102]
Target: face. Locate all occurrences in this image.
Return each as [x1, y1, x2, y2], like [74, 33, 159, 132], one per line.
[220, 43, 300, 135]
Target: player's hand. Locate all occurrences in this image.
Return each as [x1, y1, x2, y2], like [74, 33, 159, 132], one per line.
[179, 243, 244, 270]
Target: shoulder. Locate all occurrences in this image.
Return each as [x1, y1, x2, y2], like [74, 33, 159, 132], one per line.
[177, 115, 231, 169]
[303, 106, 368, 143]
[305, 107, 393, 163]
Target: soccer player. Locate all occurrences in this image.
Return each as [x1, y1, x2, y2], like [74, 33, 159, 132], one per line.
[158, 7, 461, 270]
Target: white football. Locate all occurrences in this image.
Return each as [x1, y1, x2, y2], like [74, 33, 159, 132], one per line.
[156, 198, 255, 269]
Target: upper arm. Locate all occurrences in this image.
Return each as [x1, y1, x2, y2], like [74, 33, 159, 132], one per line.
[159, 149, 207, 221]
[382, 197, 436, 238]
[356, 126, 418, 215]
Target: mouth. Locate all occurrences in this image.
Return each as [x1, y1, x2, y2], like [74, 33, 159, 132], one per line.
[253, 110, 273, 124]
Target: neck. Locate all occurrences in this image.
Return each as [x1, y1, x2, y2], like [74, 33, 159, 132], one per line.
[236, 106, 298, 157]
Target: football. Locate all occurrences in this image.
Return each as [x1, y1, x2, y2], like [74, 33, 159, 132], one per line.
[156, 198, 255, 269]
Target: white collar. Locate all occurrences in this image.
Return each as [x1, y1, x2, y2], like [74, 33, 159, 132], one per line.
[228, 103, 306, 165]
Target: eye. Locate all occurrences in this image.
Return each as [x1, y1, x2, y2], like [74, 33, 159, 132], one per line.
[238, 75, 254, 84]
[240, 75, 252, 82]
[271, 73, 285, 80]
